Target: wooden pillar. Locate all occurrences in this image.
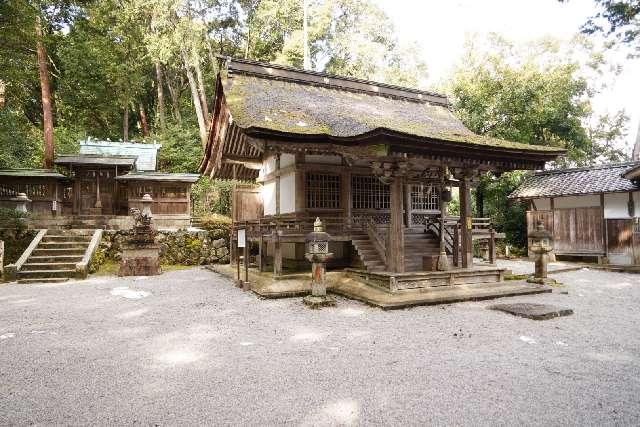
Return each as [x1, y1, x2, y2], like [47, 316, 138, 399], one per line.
[274, 152, 282, 277]
[341, 167, 352, 232]
[295, 153, 305, 213]
[489, 229, 496, 265]
[387, 174, 405, 273]
[274, 233, 282, 277]
[95, 170, 102, 209]
[459, 176, 473, 268]
[257, 234, 265, 272]
[601, 193, 608, 260]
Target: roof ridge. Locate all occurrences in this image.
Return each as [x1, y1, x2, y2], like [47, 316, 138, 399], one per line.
[219, 56, 449, 106]
[534, 161, 640, 176]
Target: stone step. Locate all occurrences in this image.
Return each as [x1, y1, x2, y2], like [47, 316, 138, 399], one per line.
[17, 269, 77, 279]
[41, 235, 92, 243]
[28, 255, 84, 263]
[21, 262, 77, 271]
[32, 248, 86, 256]
[38, 241, 89, 249]
[17, 278, 70, 284]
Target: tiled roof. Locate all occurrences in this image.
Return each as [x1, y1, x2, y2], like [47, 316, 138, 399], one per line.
[509, 162, 640, 199]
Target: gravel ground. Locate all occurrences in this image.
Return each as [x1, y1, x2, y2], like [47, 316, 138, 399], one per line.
[1, 263, 640, 425]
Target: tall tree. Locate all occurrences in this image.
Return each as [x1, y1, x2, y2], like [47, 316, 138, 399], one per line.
[35, 13, 55, 167]
[575, 0, 640, 55]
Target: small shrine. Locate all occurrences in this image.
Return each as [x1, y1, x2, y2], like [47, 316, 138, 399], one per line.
[0, 139, 199, 230]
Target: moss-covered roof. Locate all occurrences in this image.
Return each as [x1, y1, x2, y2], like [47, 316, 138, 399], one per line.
[222, 72, 564, 154]
[115, 172, 200, 183]
[0, 169, 66, 178]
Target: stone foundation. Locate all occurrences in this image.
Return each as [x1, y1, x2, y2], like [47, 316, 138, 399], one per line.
[119, 244, 161, 276]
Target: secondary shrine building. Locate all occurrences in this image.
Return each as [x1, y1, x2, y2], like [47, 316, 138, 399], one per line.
[0, 139, 199, 229]
[201, 57, 564, 280]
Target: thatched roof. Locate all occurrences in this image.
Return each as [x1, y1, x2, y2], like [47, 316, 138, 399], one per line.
[510, 162, 640, 199]
[221, 58, 564, 154]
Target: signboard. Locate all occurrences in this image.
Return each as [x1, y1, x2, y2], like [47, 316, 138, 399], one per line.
[237, 229, 246, 248]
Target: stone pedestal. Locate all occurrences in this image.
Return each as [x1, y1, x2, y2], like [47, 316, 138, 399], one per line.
[119, 243, 161, 276]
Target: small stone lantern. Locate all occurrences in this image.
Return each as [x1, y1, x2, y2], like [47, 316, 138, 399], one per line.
[528, 220, 555, 284]
[141, 193, 153, 218]
[12, 192, 30, 214]
[303, 217, 336, 308]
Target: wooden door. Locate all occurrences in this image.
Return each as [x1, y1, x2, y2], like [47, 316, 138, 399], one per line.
[552, 207, 603, 254]
[232, 184, 262, 222]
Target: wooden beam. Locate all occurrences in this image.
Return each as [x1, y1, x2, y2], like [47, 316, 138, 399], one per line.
[295, 153, 305, 212]
[602, 193, 608, 259]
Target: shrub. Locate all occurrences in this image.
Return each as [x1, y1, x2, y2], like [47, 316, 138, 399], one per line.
[190, 178, 235, 216]
[199, 213, 232, 241]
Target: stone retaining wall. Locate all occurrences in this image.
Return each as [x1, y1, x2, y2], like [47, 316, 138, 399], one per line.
[91, 229, 229, 272]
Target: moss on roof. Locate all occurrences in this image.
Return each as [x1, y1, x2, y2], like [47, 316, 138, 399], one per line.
[0, 169, 66, 178]
[222, 73, 564, 153]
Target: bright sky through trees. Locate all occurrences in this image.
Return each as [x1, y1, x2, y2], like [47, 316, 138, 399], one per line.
[376, 0, 640, 148]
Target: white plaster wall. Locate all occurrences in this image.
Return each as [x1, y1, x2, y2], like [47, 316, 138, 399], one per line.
[604, 192, 633, 219]
[263, 156, 276, 176]
[280, 172, 296, 214]
[305, 154, 342, 165]
[554, 195, 600, 209]
[532, 198, 551, 211]
[262, 181, 276, 216]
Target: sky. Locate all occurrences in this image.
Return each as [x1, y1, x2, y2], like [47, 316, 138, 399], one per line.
[375, 0, 640, 153]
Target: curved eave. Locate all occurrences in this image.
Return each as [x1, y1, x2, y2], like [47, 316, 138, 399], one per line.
[242, 126, 565, 163]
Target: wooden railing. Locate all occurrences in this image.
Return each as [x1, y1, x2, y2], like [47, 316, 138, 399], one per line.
[425, 216, 499, 265]
[365, 216, 387, 265]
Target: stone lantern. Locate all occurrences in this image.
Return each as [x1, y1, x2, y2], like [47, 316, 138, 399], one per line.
[141, 193, 153, 218]
[528, 220, 554, 284]
[12, 192, 30, 214]
[303, 217, 336, 308]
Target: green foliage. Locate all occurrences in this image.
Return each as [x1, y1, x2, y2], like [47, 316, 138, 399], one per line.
[199, 213, 232, 240]
[156, 123, 202, 173]
[447, 35, 630, 249]
[578, 0, 640, 55]
[190, 177, 235, 216]
[0, 208, 34, 264]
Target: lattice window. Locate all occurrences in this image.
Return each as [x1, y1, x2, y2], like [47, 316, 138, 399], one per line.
[351, 176, 389, 210]
[134, 184, 154, 198]
[411, 185, 439, 211]
[25, 184, 48, 198]
[306, 173, 340, 209]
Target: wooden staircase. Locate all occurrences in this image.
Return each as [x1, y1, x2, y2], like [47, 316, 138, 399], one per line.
[404, 228, 442, 272]
[17, 230, 95, 284]
[352, 227, 446, 273]
[351, 233, 386, 272]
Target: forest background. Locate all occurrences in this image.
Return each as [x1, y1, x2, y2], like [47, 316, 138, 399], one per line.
[1, 0, 638, 248]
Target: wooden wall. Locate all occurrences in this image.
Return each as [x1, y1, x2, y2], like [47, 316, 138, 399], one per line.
[232, 184, 262, 222]
[527, 207, 604, 255]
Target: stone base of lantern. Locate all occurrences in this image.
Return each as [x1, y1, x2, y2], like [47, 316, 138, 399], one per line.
[526, 276, 557, 285]
[303, 294, 336, 309]
[119, 243, 161, 276]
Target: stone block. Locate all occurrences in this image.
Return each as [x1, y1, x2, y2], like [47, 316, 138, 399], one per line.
[489, 303, 573, 320]
[119, 243, 161, 276]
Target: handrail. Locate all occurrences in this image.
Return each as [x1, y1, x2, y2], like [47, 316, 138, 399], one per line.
[3, 229, 47, 281]
[365, 217, 387, 266]
[75, 229, 103, 279]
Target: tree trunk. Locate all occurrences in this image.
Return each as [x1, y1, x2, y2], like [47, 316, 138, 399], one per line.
[194, 57, 209, 128]
[182, 48, 208, 148]
[166, 75, 181, 123]
[155, 61, 166, 131]
[123, 105, 129, 141]
[475, 187, 484, 218]
[35, 15, 54, 169]
[139, 102, 149, 137]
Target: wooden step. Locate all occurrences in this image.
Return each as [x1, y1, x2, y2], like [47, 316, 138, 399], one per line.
[21, 262, 77, 271]
[17, 278, 70, 284]
[27, 255, 84, 263]
[32, 248, 86, 256]
[17, 269, 77, 279]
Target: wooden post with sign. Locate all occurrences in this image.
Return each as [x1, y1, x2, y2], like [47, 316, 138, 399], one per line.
[237, 228, 245, 286]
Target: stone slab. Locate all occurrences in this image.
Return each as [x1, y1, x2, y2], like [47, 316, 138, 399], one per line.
[302, 295, 336, 309]
[489, 303, 573, 320]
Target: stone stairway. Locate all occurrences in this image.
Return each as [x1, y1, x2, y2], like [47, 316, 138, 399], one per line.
[17, 230, 95, 284]
[351, 233, 386, 272]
